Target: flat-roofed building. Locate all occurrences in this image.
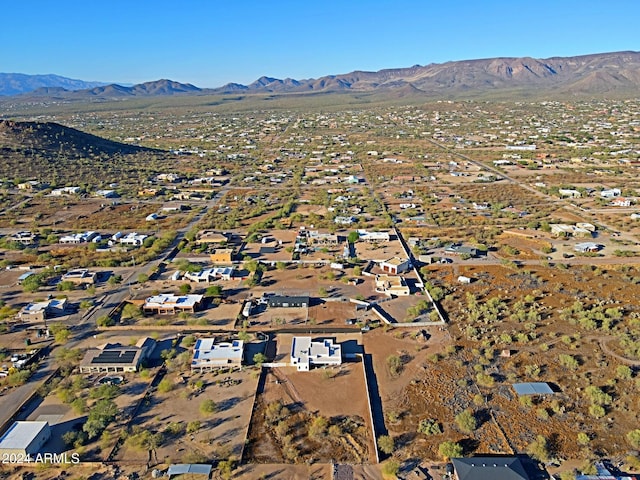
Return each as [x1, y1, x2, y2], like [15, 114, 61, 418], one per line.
[357, 229, 390, 243]
[18, 298, 68, 322]
[59, 231, 98, 244]
[210, 248, 233, 263]
[444, 244, 479, 257]
[291, 337, 342, 372]
[184, 267, 233, 283]
[195, 230, 229, 245]
[61, 269, 97, 285]
[191, 338, 244, 372]
[307, 231, 339, 245]
[0, 421, 50, 457]
[9, 231, 38, 245]
[79, 338, 155, 374]
[268, 295, 309, 308]
[379, 257, 411, 275]
[143, 294, 204, 315]
[375, 274, 410, 296]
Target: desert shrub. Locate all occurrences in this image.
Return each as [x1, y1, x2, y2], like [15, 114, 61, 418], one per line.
[199, 399, 217, 415]
[527, 435, 550, 462]
[627, 429, 640, 449]
[417, 418, 442, 436]
[455, 409, 477, 433]
[438, 441, 463, 460]
[378, 435, 395, 454]
[157, 378, 174, 393]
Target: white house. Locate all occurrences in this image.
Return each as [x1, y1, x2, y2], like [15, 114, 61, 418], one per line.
[357, 229, 390, 243]
[611, 197, 631, 207]
[375, 274, 410, 296]
[143, 294, 204, 315]
[600, 188, 621, 198]
[291, 337, 342, 372]
[60, 231, 98, 244]
[184, 267, 234, 282]
[334, 216, 356, 225]
[379, 257, 411, 275]
[119, 232, 148, 246]
[558, 189, 581, 198]
[191, 338, 244, 371]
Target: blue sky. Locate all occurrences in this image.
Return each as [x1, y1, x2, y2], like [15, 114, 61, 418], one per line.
[2, 0, 638, 87]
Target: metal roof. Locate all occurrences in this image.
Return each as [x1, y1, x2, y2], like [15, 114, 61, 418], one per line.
[167, 464, 212, 477]
[512, 382, 554, 396]
[452, 457, 530, 480]
[0, 421, 49, 449]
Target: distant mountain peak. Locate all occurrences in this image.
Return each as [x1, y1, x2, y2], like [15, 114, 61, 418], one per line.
[0, 73, 109, 96]
[3, 50, 639, 101]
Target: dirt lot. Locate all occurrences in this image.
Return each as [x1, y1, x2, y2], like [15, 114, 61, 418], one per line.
[115, 367, 259, 465]
[368, 261, 640, 464]
[245, 357, 376, 465]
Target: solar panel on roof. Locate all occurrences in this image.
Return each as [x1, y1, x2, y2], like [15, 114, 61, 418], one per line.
[91, 350, 137, 364]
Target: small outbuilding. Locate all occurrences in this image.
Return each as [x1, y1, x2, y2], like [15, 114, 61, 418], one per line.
[0, 421, 50, 457]
[167, 463, 212, 479]
[512, 382, 554, 396]
[268, 295, 309, 308]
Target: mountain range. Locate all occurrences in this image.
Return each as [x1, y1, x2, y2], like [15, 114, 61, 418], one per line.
[0, 73, 109, 96]
[2, 50, 640, 101]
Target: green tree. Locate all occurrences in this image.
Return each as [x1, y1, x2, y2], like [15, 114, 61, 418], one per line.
[627, 429, 640, 449]
[253, 352, 267, 366]
[57, 280, 75, 291]
[347, 231, 360, 244]
[186, 420, 201, 433]
[386, 355, 403, 376]
[455, 409, 477, 433]
[50, 324, 71, 343]
[577, 432, 590, 446]
[21, 274, 43, 293]
[121, 303, 142, 319]
[527, 435, 550, 462]
[378, 435, 395, 454]
[308, 416, 328, 439]
[382, 460, 400, 477]
[97, 315, 115, 327]
[179, 283, 192, 294]
[616, 365, 632, 379]
[418, 418, 442, 435]
[438, 441, 463, 460]
[137, 273, 149, 284]
[157, 378, 174, 393]
[206, 284, 223, 297]
[200, 399, 217, 415]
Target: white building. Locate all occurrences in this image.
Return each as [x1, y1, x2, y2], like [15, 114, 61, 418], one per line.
[59, 231, 98, 244]
[119, 232, 148, 246]
[291, 337, 342, 372]
[379, 257, 412, 275]
[0, 421, 50, 457]
[334, 216, 356, 225]
[183, 267, 234, 283]
[600, 188, 621, 198]
[375, 274, 410, 296]
[357, 230, 390, 243]
[143, 294, 203, 315]
[191, 338, 244, 371]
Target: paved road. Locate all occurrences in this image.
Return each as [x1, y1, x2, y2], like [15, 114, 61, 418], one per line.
[0, 187, 230, 432]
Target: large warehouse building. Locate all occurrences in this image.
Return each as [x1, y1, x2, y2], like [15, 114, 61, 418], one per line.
[0, 421, 51, 457]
